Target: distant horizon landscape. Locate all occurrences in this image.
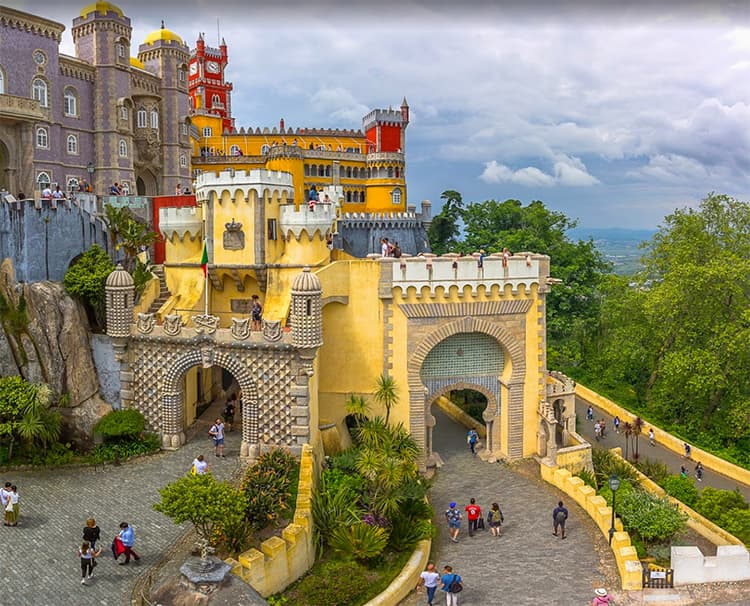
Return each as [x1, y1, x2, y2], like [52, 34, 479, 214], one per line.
[569, 226, 656, 275]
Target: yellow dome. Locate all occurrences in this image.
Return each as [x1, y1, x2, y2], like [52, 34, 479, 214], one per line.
[144, 26, 183, 46]
[129, 57, 145, 70]
[79, 1, 124, 18]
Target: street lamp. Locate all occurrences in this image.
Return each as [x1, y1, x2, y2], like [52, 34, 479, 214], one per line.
[86, 162, 95, 192]
[608, 474, 621, 545]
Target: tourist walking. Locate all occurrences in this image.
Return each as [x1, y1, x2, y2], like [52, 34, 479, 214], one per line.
[594, 420, 601, 441]
[441, 565, 463, 606]
[586, 405, 594, 421]
[191, 454, 209, 475]
[680, 465, 688, 478]
[1, 482, 12, 526]
[613, 415, 620, 434]
[209, 418, 225, 458]
[593, 587, 613, 605]
[488, 502, 504, 537]
[83, 518, 100, 550]
[416, 561, 440, 606]
[223, 395, 236, 432]
[6, 485, 18, 526]
[78, 541, 101, 584]
[684, 442, 692, 459]
[649, 428, 655, 446]
[467, 429, 478, 456]
[117, 522, 140, 565]
[553, 500, 568, 539]
[465, 498, 482, 537]
[445, 502, 461, 543]
[695, 461, 704, 482]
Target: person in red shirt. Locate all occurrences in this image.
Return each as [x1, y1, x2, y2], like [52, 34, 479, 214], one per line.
[465, 498, 482, 537]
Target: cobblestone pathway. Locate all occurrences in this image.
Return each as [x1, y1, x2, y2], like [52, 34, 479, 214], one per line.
[400, 409, 616, 606]
[0, 400, 242, 606]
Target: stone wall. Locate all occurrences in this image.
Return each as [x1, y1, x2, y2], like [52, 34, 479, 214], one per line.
[0, 198, 108, 282]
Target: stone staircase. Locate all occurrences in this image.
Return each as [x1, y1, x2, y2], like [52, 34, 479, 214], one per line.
[147, 264, 173, 315]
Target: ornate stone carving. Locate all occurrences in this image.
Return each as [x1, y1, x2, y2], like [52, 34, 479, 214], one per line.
[136, 312, 155, 334]
[163, 314, 183, 336]
[192, 314, 220, 334]
[231, 317, 251, 341]
[222, 218, 245, 250]
[262, 319, 283, 342]
[200, 346, 214, 368]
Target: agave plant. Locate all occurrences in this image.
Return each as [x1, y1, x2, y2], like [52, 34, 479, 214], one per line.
[329, 521, 389, 561]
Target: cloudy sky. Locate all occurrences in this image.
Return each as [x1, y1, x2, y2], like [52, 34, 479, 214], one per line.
[13, 0, 750, 228]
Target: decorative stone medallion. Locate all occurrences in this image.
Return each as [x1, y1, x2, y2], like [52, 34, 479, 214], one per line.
[262, 319, 283, 342]
[163, 314, 183, 336]
[222, 218, 245, 250]
[136, 312, 155, 334]
[192, 314, 220, 334]
[231, 317, 251, 341]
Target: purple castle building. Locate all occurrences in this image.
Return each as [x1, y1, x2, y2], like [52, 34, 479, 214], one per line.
[0, 2, 192, 197]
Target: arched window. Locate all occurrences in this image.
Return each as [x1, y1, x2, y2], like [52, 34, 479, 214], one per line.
[63, 88, 78, 117]
[391, 188, 402, 205]
[353, 167, 359, 179]
[32, 78, 48, 107]
[229, 144, 241, 156]
[67, 177, 79, 192]
[318, 165, 324, 177]
[37, 172, 51, 190]
[137, 108, 147, 128]
[360, 190, 365, 203]
[0, 67, 5, 94]
[118, 139, 128, 157]
[178, 68, 186, 84]
[116, 43, 126, 58]
[346, 167, 352, 178]
[346, 191, 352, 203]
[150, 110, 159, 129]
[120, 106, 129, 121]
[179, 154, 187, 168]
[261, 144, 270, 155]
[211, 94, 220, 107]
[66, 134, 78, 154]
[310, 164, 317, 176]
[202, 127, 212, 138]
[36, 126, 48, 148]
[395, 167, 401, 178]
[325, 165, 331, 177]
[388, 166, 394, 178]
[304, 164, 310, 176]
[180, 123, 188, 136]
[353, 191, 359, 203]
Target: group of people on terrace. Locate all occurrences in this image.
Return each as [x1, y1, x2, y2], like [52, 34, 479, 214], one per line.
[380, 237, 402, 258]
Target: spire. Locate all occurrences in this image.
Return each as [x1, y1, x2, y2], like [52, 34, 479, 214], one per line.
[160, 20, 165, 29]
[401, 97, 409, 108]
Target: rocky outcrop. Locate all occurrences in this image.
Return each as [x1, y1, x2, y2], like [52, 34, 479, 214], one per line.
[0, 259, 112, 446]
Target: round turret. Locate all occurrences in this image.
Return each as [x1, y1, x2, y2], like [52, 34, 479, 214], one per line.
[290, 267, 322, 349]
[105, 264, 135, 338]
[144, 22, 184, 46]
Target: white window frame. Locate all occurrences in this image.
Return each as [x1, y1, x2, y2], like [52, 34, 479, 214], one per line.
[66, 177, 79, 192]
[261, 144, 270, 155]
[120, 106, 129, 121]
[202, 127, 212, 138]
[32, 78, 48, 108]
[118, 139, 128, 158]
[63, 88, 77, 117]
[391, 187, 402, 205]
[36, 126, 49, 149]
[179, 154, 187, 168]
[230, 145, 241, 156]
[180, 123, 188, 136]
[136, 109, 147, 128]
[0, 67, 5, 95]
[178, 69, 186, 84]
[37, 172, 51, 189]
[150, 110, 159, 129]
[211, 94, 220, 107]
[66, 134, 78, 155]
[116, 43, 126, 58]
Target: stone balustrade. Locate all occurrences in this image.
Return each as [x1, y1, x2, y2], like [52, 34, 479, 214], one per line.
[0, 94, 45, 122]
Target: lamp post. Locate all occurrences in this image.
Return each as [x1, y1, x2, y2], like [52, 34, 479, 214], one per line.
[86, 162, 95, 192]
[608, 474, 621, 545]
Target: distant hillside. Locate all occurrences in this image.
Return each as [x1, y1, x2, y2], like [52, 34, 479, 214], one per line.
[568, 227, 657, 276]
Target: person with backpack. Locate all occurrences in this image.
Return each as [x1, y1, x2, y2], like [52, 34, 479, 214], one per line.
[467, 429, 478, 456]
[444, 502, 461, 543]
[488, 502, 504, 537]
[441, 565, 463, 605]
[208, 418, 225, 458]
[553, 500, 568, 539]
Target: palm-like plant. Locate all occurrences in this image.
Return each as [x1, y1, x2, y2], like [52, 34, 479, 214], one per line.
[15, 384, 61, 455]
[373, 374, 398, 425]
[632, 416, 644, 461]
[345, 394, 370, 427]
[622, 421, 633, 460]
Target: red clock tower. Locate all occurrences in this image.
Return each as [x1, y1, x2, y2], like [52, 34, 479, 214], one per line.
[188, 33, 234, 133]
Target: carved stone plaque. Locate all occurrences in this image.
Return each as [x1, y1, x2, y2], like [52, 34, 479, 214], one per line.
[223, 219, 245, 250]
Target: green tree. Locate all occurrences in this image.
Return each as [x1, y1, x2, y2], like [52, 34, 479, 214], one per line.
[154, 473, 246, 542]
[616, 489, 687, 545]
[63, 244, 115, 326]
[0, 377, 61, 460]
[427, 190, 464, 255]
[373, 374, 398, 425]
[661, 475, 699, 508]
[694, 486, 748, 522]
[103, 205, 159, 272]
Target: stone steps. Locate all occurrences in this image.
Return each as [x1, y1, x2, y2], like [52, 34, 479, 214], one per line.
[147, 265, 173, 315]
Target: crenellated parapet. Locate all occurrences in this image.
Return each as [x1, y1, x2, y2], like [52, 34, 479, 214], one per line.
[279, 203, 335, 241]
[195, 168, 293, 202]
[547, 371, 576, 397]
[382, 253, 551, 297]
[159, 206, 203, 241]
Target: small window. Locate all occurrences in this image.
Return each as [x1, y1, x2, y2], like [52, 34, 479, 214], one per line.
[306, 299, 312, 316]
[346, 191, 352, 203]
[353, 167, 359, 179]
[388, 166, 394, 178]
[211, 94, 220, 107]
[118, 139, 128, 157]
[63, 88, 78, 117]
[116, 43, 126, 58]
[66, 134, 78, 154]
[229, 144, 241, 156]
[346, 167, 352, 178]
[179, 154, 187, 168]
[261, 144, 270, 155]
[36, 127, 48, 148]
[0, 68, 5, 94]
[360, 190, 365, 203]
[180, 123, 188, 136]
[267, 218, 277, 241]
[66, 177, 79, 192]
[304, 164, 310, 176]
[32, 78, 48, 107]
[178, 69, 186, 84]
[202, 127, 212, 138]
[136, 109, 147, 128]
[391, 188, 402, 205]
[120, 106, 129, 121]
[150, 110, 159, 129]
[37, 172, 51, 189]
[318, 166, 324, 177]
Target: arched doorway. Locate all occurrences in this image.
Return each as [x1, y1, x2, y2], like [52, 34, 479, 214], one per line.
[135, 169, 157, 196]
[159, 348, 260, 457]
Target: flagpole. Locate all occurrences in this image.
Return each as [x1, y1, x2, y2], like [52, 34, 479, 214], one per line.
[205, 269, 209, 316]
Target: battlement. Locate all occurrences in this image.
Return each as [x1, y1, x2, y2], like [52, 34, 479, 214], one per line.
[159, 206, 202, 241]
[279, 203, 335, 241]
[362, 108, 405, 130]
[195, 169, 293, 201]
[383, 253, 551, 297]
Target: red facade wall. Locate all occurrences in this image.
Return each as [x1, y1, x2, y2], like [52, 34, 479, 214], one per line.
[152, 195, 197, 264]
[379, 125, 402, 152]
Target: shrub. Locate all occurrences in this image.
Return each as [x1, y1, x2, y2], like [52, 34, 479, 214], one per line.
[718, 508, 750, 544]
[91, 433, 159, 463]
[694, 487, 748, 523]
[63, 244, 114, 325]
[576, 468, 597, 490]
[312, 473, 361, 556]
[635, 458, 670, 484]
[291, 559, 371, 605]
[329, 448, 359, 475]
[329, 522, 389, 561]
[242, 449, 298, 530]
[94, 409, 145, 442]
[598, 478, 636, 507]
[591, 448, 639, 488]
[617, 489, 687, 545]
[661, 475, 699, 508]
[387, 516, 434, 552]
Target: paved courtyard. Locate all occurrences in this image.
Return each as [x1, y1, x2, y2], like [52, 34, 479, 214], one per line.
[399, 409, 616, 606]
[0, 401, 242, 606]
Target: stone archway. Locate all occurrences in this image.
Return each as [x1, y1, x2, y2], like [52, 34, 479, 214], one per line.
[160, 347, 260, 457]
[408, 316, 527, 465]
[136, 169, 157, 196]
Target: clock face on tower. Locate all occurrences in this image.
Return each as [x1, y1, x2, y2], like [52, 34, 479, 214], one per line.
[189, 62, 198, 75]
[206, 61, 220, 74]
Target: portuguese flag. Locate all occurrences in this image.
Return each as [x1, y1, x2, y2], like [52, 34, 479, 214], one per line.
[201, 241, 208, 277]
